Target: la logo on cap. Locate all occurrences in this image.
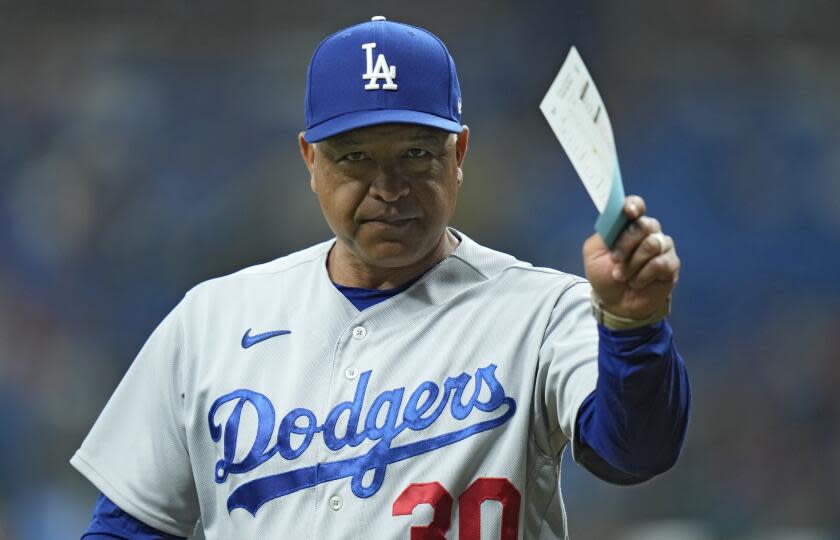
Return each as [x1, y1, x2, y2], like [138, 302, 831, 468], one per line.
[361, 42, 397, 91]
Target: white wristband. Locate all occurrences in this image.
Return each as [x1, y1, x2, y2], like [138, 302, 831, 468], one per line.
[591, 294, 671, 330]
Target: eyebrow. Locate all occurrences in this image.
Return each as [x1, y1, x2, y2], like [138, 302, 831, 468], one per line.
[326, 136, 362, 147]
[405, 133, 448, 144]
[327, 130, 447, 149]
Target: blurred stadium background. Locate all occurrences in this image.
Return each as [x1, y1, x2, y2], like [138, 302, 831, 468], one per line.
[1, 1, 838, 539]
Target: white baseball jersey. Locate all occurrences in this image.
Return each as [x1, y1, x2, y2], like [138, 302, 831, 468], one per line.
[71, 228, 600, 539]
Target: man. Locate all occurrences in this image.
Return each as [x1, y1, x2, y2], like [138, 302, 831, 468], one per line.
[74, 16, 689, 539]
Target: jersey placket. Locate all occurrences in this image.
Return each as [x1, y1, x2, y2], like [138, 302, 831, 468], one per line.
[311, 314, 373, 537]
[312, 271, 424, 538]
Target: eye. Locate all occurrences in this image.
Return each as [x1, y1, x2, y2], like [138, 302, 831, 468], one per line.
[342, 151, 368, 162]
[405, 148, 430, 158]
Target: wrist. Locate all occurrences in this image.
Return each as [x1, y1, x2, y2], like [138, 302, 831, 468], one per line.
[591, 294, 671, 330]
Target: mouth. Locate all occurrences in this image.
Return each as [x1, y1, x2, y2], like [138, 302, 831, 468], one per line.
[360, 217, 417, 229]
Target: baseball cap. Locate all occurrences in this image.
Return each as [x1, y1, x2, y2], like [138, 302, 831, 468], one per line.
[303, 16, 463, 142]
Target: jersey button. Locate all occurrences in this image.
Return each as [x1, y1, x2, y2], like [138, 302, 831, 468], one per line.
[345, 366, 359, 380]
[352, 326, 367, 340]
[329, 495, 343, 511]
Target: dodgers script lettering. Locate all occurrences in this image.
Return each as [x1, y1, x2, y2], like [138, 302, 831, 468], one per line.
[208, 364, 516, 515]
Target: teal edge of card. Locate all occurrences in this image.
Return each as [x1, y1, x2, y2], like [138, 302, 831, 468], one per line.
[594, 166, 628, 248]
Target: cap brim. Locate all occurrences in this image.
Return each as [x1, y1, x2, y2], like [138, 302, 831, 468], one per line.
[304, 109, 462, 143]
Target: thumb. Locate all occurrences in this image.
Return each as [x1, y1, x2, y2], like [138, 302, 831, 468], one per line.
[582, 232, 608, 262]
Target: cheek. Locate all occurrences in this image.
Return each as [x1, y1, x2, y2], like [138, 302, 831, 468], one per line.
[423, 168, 460, 220]
[317, 178, 366, 228]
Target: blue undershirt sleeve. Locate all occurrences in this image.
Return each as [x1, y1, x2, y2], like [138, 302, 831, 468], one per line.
[574, 320, 691, 484]
[81, 494, 187, 540]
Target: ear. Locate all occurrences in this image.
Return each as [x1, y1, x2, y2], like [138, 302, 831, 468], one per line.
[298, 132, 317, 192]
[455, 125, 469, 185]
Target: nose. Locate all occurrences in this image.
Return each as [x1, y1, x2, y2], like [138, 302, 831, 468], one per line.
[368, 163, 409, 202]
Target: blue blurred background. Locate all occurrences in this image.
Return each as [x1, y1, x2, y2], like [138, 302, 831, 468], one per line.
[1, 1, 838, 539]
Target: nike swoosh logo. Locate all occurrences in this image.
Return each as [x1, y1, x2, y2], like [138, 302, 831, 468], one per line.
[241, 328, 291, 349]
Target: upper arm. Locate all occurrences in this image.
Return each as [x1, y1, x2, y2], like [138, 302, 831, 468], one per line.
[71, 299, 200, 537]
[532, 280, 600, 458]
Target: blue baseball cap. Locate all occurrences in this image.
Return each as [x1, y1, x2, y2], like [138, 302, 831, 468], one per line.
[303, 16, 463, 142]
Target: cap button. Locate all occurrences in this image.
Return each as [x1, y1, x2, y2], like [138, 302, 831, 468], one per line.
[371, 15, 387, 21]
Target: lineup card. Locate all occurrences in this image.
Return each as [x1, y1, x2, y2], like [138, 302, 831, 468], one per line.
[539, 47, 627, 247]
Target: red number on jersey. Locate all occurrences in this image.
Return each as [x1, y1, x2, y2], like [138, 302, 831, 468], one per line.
[459, 477, 521, 540]
[392, 482, 453, 540]
[393, 478, 521, 539]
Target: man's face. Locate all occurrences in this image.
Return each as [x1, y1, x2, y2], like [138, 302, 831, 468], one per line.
[299, 124, 469, 269]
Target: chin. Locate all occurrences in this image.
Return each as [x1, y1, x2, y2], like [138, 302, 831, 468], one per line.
[361, 241, 425, 268]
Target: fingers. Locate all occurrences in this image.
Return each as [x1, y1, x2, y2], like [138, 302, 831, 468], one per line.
[627, 246, 680, 290]
[593, 194, 680, 306]
[623, 195, 646, 220]
[620, 231, 673, 279]
[599, 194, 680, 290]
[610, 215, 662, 263]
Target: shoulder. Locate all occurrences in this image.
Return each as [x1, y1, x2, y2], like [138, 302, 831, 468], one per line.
[180, 238, 334, 307]
[452, 228, 588, 296]
[228, 239, 334, 278]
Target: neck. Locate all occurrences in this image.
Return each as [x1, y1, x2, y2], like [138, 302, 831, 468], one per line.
[328, 229, 459, 289]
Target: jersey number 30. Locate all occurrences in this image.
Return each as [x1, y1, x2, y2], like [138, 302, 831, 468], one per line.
[392, 478, 520, 539]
